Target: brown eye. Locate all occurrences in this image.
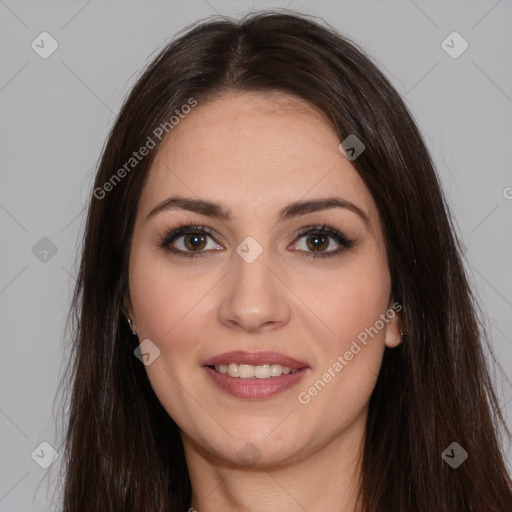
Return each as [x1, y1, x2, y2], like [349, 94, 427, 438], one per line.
[291, 225, 355, 259]
[305, 233, 330, 252]
[183, 233, 208, 251]
[159, 225, 223, 258]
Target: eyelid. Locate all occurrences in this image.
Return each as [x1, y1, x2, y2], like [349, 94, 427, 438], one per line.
[294, 224, 354, 246]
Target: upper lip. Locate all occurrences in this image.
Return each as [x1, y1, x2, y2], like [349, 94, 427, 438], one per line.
[202, 351, 309, 370]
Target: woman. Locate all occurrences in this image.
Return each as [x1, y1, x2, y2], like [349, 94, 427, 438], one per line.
[58, 9, 512, 511]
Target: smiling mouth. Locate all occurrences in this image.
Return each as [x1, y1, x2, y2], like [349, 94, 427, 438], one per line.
[203, 364, 309, 400]
[207, 363, 301, 378]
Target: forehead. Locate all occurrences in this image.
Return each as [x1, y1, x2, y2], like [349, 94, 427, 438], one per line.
[138, 92, 378, 230]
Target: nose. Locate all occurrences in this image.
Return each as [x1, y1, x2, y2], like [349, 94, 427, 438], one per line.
[217, 246, 291, 333]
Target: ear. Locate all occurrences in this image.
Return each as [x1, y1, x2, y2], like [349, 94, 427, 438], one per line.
[122, 292, 137, 331]
[384, 300, 405, 348]
[122, 291, 132, 317]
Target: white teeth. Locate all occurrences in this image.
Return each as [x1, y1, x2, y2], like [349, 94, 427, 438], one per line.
[270, 364, 282, 377]
[239, 364, 254, 378]
[214, 363, 299, 378]
[255, 364, 270, 378]
[227, 363, 238, 377]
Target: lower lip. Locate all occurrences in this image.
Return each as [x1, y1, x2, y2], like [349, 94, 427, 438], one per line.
[203, 366, 309, 400]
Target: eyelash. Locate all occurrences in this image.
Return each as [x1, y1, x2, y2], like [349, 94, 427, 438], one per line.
[157, 223, 355, 259]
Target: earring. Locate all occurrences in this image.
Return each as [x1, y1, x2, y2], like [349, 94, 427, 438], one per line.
[127, 317, 137, 336]
[400, 329, 407, 337]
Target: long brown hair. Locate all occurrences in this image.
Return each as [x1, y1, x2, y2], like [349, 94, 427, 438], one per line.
[56, 9, 512, 511]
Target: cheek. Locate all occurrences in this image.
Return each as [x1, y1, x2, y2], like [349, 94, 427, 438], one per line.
[128, 252, 213, 425]
[294, 254, 391, 408]
[128, 247, 219, 403]
[128, 244, 211, 341]
[328, 279, 390, 354]
[295, 251, 391, 352]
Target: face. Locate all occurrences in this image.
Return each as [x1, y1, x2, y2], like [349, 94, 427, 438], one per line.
[125, 91, 402, 468]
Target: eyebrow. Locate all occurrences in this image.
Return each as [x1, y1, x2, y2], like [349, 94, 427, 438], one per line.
[146, 195, 370, 228]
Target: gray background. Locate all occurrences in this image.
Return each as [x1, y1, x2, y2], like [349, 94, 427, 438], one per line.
[1, 0, 511, 509]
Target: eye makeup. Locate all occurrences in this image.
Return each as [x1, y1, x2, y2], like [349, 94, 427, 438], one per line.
[155, 222, 356, 260]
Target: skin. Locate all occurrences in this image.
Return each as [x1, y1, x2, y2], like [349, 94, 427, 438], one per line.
[125, 91, 404, 512]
